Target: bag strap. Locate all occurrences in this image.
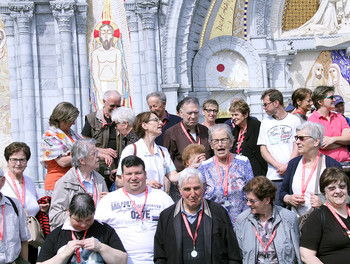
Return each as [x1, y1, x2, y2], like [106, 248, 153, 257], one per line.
[5, 195, 18, 216]
[314, 154, 324, 194]
[133, 143, 137, 156]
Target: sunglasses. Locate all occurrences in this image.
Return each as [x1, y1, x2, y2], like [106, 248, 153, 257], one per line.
[325, 95, 335, 100]
[294, 135, 313, 142]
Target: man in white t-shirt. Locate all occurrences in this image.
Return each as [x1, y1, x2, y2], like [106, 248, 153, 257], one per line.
[257, 89, 301, 205]
[95, 155, 174, 264]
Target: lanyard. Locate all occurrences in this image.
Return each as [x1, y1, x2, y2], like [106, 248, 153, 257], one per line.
[236, 125, 247, 154]
[162, 113, 169, 127]
[76, 169, 98, 205]
[301, 154, 320, 196]
[181, 209, 203, 249]
[180, 122, 201, 145]
[293, 108, 305, 116]
[254, 225, 277, 254]
[214, 155, 231, 197]
[122, 187, 148, 221]
[71, 229, 88, 263]
[325, 202, 350, 238]
[8, 171, 25, 207]
[0, 204, 5, 241]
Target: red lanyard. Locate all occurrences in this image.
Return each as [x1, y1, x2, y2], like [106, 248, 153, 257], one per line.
[181, 209, 203, 249]
[76, 169, 98, 205]
[301, 154, 320, 196]
[254, 225, 277, 254]
[180, 122, 201, 145]
[214, 155, 231, 197]
[122, 187, 148, 220]
[8, 171, 25, 207]
[293, 108, 305, 116]
[71, 229, 88, 263]
[325, 202, 350, 238]
[236, 125, 247, 154]
[0, 204, 5, 241]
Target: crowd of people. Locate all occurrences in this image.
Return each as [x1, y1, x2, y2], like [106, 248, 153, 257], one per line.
[1, 86, 350, 264]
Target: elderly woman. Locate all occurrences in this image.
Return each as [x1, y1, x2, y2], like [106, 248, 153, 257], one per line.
[49, 139, 108, 230]
[116, 112, 177, 190]
[41, 102, 81, 196]
[291, 87, 313, 121]
[236, 176, 302, 264]
[230, 100, 267, 176]
[38, 193, 127, 264]
[300, 167, 350, 263]
[201, 99, 219, 129]
[198, 124, 254, 226]
[279, 122, 341, 216]
[2, 142, 49, 263]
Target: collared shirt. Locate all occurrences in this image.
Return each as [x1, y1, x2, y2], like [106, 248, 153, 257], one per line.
[254, 207, 278, 264]
[180, 199, 203, 224]
[0, 194, 31, 263]
[77, 168, 94, 195]
[121, 129, 138, 151]
[308, 110, 350, 162]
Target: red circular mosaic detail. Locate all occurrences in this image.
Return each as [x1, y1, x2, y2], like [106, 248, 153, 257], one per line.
[217, 64, 225, 72]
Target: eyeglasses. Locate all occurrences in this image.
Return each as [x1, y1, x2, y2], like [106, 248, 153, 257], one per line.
[262, 101, 273, 108]
[9, 158, 27, 164]
[88, 150, 99, 157]
[294, 135, 313, 142]
[325, 184, 348, 192]
[325, 95, 335, 100]
[211, 138, 230, 145]
[147, 117, 161, 123]
[244, 196, 259, 204]
[204, 108, 218, 114]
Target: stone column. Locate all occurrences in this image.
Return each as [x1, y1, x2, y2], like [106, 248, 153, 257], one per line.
[76, 3, 89, 119]
[126, 4, 143, 113]
[136, 0, 159, 111]
[9, 2, 38, 182]
[51, 1, 75, 104]
[1, 14, 19, 140]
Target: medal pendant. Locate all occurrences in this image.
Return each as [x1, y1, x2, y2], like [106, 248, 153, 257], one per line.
[0, 241, 5, 253]
[191, 249, 198, 258]
[141, 222, 147, 231]
[224, 200, 230, 207]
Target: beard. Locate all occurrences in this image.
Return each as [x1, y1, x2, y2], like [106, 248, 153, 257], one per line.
[101, 38, 113, 50]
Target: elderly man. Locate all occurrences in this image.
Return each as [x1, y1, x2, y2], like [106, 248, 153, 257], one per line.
[95, 155, 173, 264]
[154, 167, 242, 264]
[49, 139, 108, 230]
[308, 86, 350, 162]
[82, 90, 121, 187]
[0, 168, 30, 263]
[146, 91, 182, 146]
[257, 89, 300, 205]
[164, 97, 212, 172]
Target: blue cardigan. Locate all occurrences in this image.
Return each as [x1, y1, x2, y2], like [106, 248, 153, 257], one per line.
[279, 155, 341, 205]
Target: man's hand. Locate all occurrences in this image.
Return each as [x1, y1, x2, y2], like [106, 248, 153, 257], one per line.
[83, 237, 102, 252]
[285, 194, 305, 207]
[276, 163, 287, 176]
[146, 179, 163, 189]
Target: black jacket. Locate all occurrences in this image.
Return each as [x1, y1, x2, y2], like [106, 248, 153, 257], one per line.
[154, 199, 242, 264]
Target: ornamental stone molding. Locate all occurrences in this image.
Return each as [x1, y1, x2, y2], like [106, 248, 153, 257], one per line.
[50, 1, 75, 32]
[76, 3, 88, 34]
[255, 0, 266, 36]
[9, 2, 34, 34]
[126, 10, 139, 32]
[136, 0, 159, 30]
[1, 14, 15, 37]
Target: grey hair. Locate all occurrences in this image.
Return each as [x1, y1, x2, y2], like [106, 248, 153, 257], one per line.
[180, 97, 199, 111]
[0, 168, 4, 177]
[103, 90, 121, 101]
[69, 193, 95, 219]
[146, 91, 167, 104]
[208, 124, 234, 143]
[296, 121, 324, 147]
[178, 167, 204, 189]
[71, 139, 97, 168]
[111, 106, 135, 125]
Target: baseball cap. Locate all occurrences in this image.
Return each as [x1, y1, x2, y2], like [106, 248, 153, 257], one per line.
[334, 95, 344, 106]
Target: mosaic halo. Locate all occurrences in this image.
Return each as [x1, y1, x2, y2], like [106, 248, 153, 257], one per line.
[93, 20, 120, 45]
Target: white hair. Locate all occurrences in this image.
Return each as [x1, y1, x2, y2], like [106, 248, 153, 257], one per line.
[178, 167, 204, 188]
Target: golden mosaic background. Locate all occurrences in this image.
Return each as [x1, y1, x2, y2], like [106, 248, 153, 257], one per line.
[282, 0, 319, 31]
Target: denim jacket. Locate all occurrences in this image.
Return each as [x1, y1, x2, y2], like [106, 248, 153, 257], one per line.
[235, 205, 302, 264]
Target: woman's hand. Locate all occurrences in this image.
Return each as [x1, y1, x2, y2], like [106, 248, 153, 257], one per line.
[146, 179, 163, 189]
[62, 240, 84, 258]
[83, 237, 102, 252]
[284, 194, 305, 207]
[99, 192, 108, 200]
[189, 153, 206, 168]
[310, 193, 322, 208]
